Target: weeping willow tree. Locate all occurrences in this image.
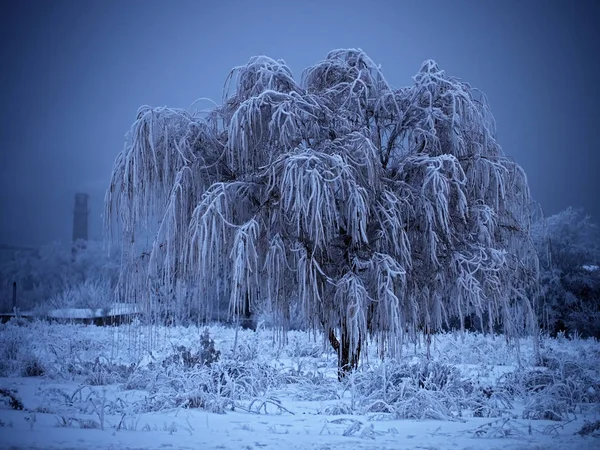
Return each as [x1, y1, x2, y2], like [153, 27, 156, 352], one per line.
[106, 49, 539, 376]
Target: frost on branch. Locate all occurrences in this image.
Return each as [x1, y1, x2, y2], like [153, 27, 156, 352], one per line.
[106, 49, 540, 370]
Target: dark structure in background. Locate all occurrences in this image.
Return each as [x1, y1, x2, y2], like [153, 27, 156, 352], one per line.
[72, 193, 89, 243]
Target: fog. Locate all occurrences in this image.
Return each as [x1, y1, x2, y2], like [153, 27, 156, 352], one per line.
[1, 0, 598, 247]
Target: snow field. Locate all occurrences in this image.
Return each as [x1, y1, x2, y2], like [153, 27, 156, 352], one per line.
[0, 320, 599, 449]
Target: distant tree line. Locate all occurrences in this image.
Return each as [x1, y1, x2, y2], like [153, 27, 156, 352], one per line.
[532, 207, 600, 338]
[0, 240, 119, 312]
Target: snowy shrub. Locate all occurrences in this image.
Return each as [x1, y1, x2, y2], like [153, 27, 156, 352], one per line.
[137, 366, 234, 414]
[84, 358, 134, 386]
[124, 334, 281, 414]
[45, 279, 115, 312]
[199, 328, 221, 365]
[318, 402, 353, 415]
[214, 359, 281, 398]
[163, 346, 208, 369]
[0, 389, 24, 410]
[350, 359, 472, 420]
[360, 360, 467, 394]
[499, 352, 600, 421]
[287, 337, 323, 359]
[38, 385, 122, 431]
[0, 332, 20, 361]
[499, 369, 557, 396]
[161, 329, 220, 370]
[434, 332, 517, 366]
[576, 420, 600, 437]
[122, 367, 154, 391]
[0, 330, 21, 376]
[232, 335, 261, 362]
[0, 322, 46, 377]
[411, 360, 466, 391]
[532, 207, 600, 338]
[134, 362, 238, 414]
[293, 373, 341, 402]
[470, 386, 513, 418]
[523, 378, 582, 421]
[21, 355, 45, 377]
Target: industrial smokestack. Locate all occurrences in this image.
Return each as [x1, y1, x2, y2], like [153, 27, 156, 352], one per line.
[73, 193, 89, 243]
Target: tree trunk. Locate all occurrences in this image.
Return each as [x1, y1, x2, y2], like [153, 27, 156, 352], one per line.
[240, 291, 256, 331]
[328, 324, 361, 381]
[424, 323, 432, 360]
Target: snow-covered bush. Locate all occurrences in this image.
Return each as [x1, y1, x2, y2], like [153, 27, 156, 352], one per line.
[0, 389, 24, 411]
[576, 420, 600, 437]
[124, 352, 282, 414]
[470, 386, 513, 418]
[532, 207, 600, 337]
[498, 351, 600, 421]
[350, 359, 473, 420]
[0, 322, 47, 378]
[83, 358, 134, 386]
[21, 354, 45, 377]
[433, 332, 517, 366]
[134, 364, 233, 413]
[287, 335, 324, 359]
[115, 327, 286, 414]
[161, 329, 221, 369]
[292, 372, 340, 402]
[45, 279, 115, 311]
[317, 402, 353, 415]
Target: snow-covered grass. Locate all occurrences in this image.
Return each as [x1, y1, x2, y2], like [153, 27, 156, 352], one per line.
[1, 321, 599, 449]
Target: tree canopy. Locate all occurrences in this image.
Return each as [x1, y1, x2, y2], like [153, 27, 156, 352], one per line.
[106, 49, 539, 373]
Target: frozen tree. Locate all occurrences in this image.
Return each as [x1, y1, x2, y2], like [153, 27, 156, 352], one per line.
[532, 207, 600, 337]
[106, 49, 539, 376]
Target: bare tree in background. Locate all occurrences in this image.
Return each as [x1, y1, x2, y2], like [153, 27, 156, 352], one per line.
[106, 49, 539, 377]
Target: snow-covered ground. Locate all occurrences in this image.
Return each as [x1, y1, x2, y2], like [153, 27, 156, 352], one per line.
[1, 321, 599, 449]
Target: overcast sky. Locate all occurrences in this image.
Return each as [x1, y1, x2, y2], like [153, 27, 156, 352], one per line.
[1, 0, 598, 247]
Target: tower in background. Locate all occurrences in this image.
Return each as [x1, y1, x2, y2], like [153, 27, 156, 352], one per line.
[72, 193, 89, 243]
